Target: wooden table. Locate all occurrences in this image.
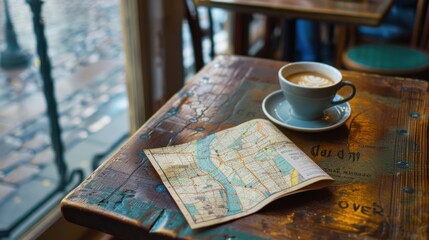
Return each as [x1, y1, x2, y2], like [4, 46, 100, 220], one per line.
[199, 0, 393, 26]
[61, 56, 428, 239]
[199, 0, 394, 60]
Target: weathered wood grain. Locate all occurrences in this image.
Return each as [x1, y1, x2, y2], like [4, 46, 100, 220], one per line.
[198, 0, 393, 26]
[61, 56, 428, 239]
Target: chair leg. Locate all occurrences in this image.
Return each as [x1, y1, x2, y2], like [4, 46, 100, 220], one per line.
[281, 18, 296, 61]
[184, 0, 204, 71]
[233, 13, 251, 55]
[262, 16, 279, 58]
[207, 7, 215, 59]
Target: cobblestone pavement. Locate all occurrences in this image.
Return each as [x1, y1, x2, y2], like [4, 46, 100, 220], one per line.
[0, 1, 129, 238]
[0, 0, 125, 104]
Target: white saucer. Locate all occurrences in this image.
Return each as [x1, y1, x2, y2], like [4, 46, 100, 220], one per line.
[262, 90, 351, 132]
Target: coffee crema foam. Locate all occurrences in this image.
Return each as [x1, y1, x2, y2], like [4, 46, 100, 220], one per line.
[287, 72, 335, 88]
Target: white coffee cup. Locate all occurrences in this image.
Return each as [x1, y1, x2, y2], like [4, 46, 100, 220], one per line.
[278, 62, 356, 120]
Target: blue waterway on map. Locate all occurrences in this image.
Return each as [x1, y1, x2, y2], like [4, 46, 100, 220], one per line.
[274, 154, 293, 177]
[196, 134, 242, 215]
[231, 173, 245, 186]
[185, 204, 199, 216]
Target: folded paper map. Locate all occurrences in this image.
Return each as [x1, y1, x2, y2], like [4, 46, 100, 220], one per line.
[144, 119, 334, 229]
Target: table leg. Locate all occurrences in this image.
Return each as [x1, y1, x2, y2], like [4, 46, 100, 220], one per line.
[335, 24, 347, 68]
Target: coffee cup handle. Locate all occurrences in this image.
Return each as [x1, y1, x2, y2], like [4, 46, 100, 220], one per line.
[330, 81, 356, 107]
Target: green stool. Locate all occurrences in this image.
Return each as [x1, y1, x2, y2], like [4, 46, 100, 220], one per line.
[342, 44, 429, 76]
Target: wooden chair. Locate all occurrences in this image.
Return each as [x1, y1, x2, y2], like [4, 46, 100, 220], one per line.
[184, 0, 215, 71]
[185, 2, 281, 63]
[341, 0, 429, 77]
